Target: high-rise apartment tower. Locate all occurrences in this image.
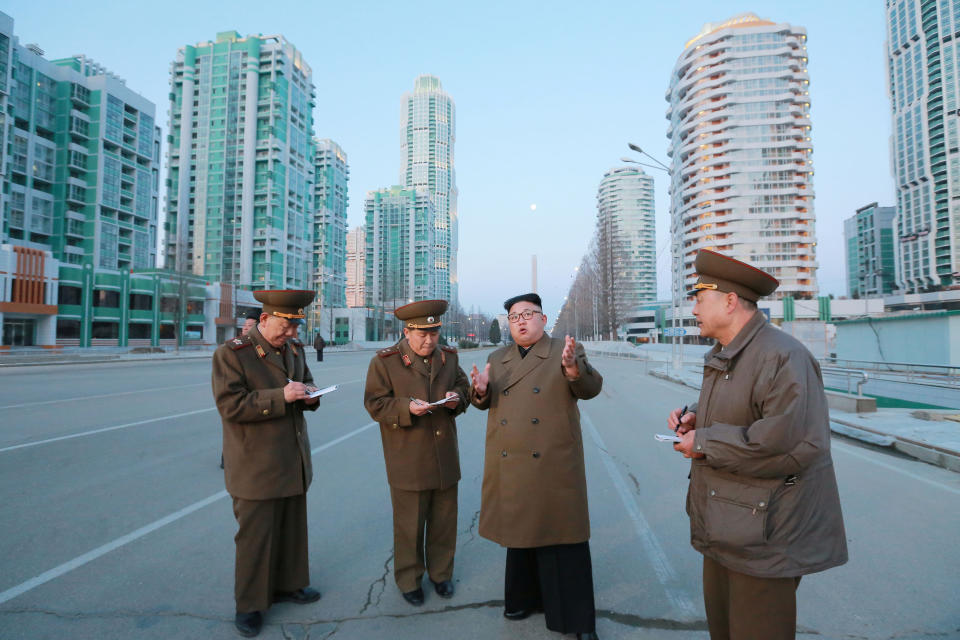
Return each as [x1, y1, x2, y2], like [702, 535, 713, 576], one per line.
[887, 0, 960, 291]
[400, 75, 458, 305]
[165, 31, 315, 290]
[666, 13, 817, 300]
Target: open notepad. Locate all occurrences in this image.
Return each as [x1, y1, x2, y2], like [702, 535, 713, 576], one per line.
[306, 384, 339, 399]
[424, 394, 459, 407]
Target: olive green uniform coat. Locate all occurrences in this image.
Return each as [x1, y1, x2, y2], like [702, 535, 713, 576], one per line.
[211, 325, 319, 612]
[470, 336, 603, 548]
[213, 326, 317, 500]
[364, 339, 469, 490]
[687, 311, 848, 579]
[364, 339, 469, 591]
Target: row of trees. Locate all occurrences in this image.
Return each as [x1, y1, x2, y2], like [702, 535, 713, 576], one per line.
[553, 212, 627, 341]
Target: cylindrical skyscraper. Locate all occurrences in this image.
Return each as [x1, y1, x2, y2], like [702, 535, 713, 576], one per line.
[666, 13, 817, 301]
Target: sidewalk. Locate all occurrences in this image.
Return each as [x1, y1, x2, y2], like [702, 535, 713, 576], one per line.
[649, 365, 960, 474]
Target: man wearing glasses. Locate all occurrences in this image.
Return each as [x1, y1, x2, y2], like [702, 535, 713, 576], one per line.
[469, 293, 603, 640]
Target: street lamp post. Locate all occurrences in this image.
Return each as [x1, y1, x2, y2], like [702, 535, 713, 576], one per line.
[623, 143, 682, 369]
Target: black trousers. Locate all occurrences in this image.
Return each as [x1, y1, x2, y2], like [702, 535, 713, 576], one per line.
[316, 349, 323, 362]
[504, 542, 596, 634]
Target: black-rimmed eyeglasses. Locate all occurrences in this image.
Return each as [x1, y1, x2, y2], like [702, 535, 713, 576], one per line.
[507, 309, 543, 323]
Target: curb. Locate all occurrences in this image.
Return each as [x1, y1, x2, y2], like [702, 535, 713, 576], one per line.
[829, 417, 960, 473]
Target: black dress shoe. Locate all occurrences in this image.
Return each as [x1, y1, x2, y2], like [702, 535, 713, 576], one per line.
[273, 587, 321, 604]
[577, 632, 599, 640]
[503, 608, 532, 620]
[432, 579, 454, 598]
[402, 587, 425, 606]
[234, 611, 262, 637]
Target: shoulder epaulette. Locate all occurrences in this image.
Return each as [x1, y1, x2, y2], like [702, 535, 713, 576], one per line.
[378, 346, 400, 358]
[440, 345, 457, 353]
[227, 336, 252, 350]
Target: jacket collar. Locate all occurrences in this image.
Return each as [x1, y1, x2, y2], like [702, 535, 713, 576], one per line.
[399, 338, 435, 379]
[704, 310, 767, 371]
[502, 334, 551, 390]
[249, 325, 291, 377]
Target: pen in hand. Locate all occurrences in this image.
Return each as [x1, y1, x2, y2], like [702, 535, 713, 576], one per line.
[675, 405, 688, 433]
[409, 397, 432, 415]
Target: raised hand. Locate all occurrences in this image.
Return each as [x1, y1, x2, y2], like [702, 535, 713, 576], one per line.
[561, 335, 579, 378]
[470, 363, 491, 397]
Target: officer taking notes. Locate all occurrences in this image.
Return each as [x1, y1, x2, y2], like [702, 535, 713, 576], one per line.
[212, 290, 324, 637]
[363, 300, 469, 606]
[668, 250, 847, 640]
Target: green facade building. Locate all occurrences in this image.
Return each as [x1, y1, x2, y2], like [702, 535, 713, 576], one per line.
[0, 11, 167, 348]
[364, 186, 437, 339]
[310, 138, 348, 335]
[844, 202, 897, 298]
[165, 31, 315, 290]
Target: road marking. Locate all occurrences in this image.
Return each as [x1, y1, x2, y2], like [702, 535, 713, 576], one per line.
[582, 410, 698, 618]
[0, 382, 208, 410]
[0, 421, 377, 606]
[0, 380, 363, 454]
[833, 441, 960, 496]
[0, 408, 217, 454]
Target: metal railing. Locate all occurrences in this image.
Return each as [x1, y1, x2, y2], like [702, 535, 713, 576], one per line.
[821, 367, 869, 396]
[822, 358, 960, 389]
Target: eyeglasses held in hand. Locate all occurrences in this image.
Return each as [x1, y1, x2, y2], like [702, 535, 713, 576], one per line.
[507, 309, 542, 323]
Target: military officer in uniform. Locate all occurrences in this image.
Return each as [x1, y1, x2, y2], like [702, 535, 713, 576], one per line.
[363, 300, 469, 606]
[469, 293, 602, 640]
[212, 290, 324, 637]
[669, 250, 848, 640]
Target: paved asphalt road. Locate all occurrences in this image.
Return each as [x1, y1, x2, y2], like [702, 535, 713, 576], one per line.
[0, 349, 958, 640]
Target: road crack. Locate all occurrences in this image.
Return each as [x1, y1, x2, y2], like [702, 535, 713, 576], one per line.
[358, 548, 393, 616]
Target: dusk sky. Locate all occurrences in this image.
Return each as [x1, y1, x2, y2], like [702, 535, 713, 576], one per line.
[1, 0, 892, 318]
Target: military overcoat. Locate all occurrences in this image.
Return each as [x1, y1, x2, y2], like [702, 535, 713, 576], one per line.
[470, 336, 602, 548]
[364, 339, 470, 491]
[686, 311, 848, 578]
[212, 325, 318, 500]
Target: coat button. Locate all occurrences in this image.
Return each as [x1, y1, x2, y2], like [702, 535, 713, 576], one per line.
[503, 390, 509, 396]
[501, 450, 507, 457]
[533, 387, 540, 393]
[532, 451, 540, 458]
[435, 430, 441, 436]
[500, 419, 507, 425]
[710, 490, 716, 496]
[262, 409, 269, 415]
[531, 418, 539, 424]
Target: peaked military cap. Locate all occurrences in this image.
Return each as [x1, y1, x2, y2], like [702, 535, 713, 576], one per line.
[687, 249, 779, 302]
[395, 299, 448, 329]
[253, 290, 315, 325]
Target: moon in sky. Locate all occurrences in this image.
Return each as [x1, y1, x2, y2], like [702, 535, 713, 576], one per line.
[530, 204, 537, 211]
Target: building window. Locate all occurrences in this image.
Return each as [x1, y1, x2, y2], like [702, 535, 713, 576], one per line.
[91, 321, 119, 339]
[129, 293, 153, 310]
[93, 290, 120, 308]
[58, 285, 83, 306]
[56, 318, 81, 339]
[128, 323, 151, 339]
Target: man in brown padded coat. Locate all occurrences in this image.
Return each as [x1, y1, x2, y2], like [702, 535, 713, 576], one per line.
[212, 290, 324, 637]
[363, 300, 470, 606]
[669, 250, 847, 640]
[469, 292, 602, 640]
